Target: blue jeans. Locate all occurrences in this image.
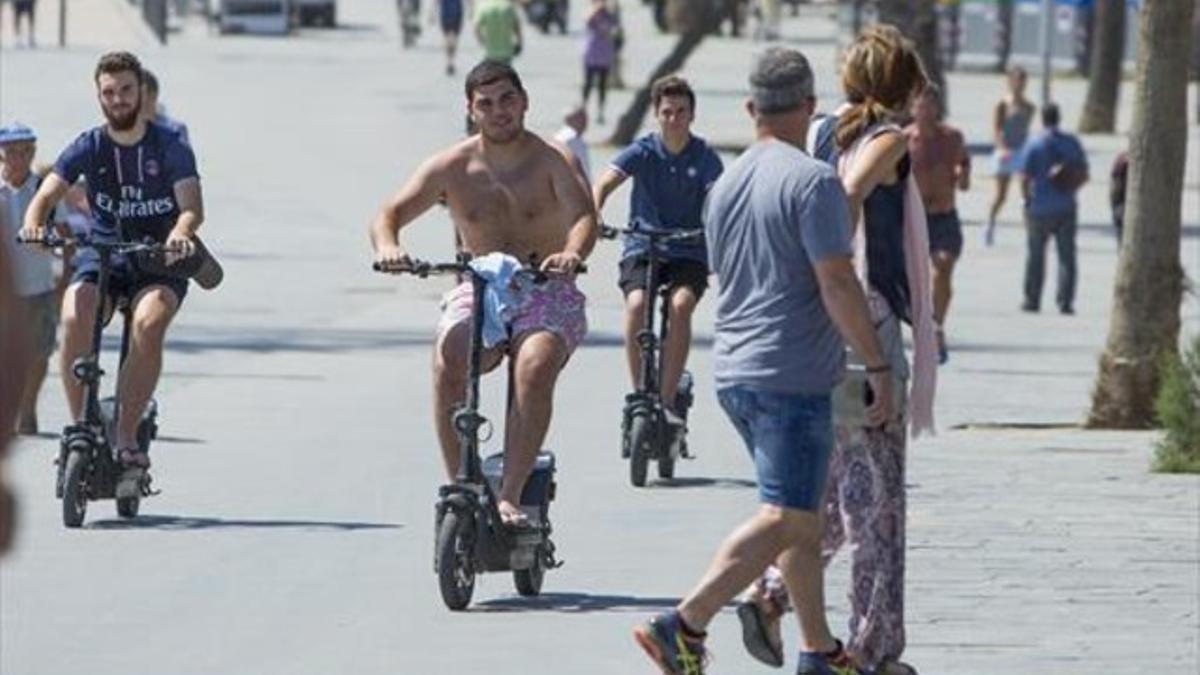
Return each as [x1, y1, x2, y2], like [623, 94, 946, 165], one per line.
[1024, 209, 1077, 311]
[717, 387, 835, 511]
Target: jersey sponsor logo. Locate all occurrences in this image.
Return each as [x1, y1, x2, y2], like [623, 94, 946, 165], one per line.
[94, 185, 175, 220]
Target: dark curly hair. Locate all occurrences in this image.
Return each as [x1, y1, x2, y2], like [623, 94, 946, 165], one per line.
[94, 51, 144, 85]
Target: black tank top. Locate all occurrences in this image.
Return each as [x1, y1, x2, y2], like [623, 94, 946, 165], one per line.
[862, 147, 911, 324]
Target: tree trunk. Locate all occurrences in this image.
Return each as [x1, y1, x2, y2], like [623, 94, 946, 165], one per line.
[996, 0, 1014, 72]
[1193, 0, 1200, 123]
[607, 0, 721, 146]
[874, 0, 945, 110]
[1078, 0, 1126, 133]
[1087, 0, 1195, 429]
[1193, 0, 1200, 78]
[914, 0, 945, 106]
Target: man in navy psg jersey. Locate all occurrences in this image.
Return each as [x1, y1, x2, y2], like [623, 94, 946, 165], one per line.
[21, 51, 204, 498]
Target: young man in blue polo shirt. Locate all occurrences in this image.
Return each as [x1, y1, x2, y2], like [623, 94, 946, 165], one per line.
[593, 76, 723, 426]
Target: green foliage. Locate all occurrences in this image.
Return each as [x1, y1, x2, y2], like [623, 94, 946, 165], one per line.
[1153, 335, 1200, 473]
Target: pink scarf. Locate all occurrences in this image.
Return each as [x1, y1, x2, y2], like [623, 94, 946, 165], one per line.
[841, 125, 938, 437]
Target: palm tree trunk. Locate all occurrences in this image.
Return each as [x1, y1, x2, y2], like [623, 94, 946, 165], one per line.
[1193, 0, 1200, 122]
[996, 0, 1015, 72]
[1087, 0, 1195, 429]
[607, 0, 722, 146]
[875, 0, 945, 109]
[914, 0, 945, 105]
[1078, 0, 1126, 133]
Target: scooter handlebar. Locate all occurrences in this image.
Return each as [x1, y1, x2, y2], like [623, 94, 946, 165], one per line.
[17, 232, 171, 254]
[598, 223, 704, 244]
[372, 259, 587, 278]
[372, 260, 463, 277]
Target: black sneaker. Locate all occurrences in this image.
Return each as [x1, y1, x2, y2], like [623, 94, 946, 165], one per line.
[875, 660, 919, 675]
[736, 593, 784, 667]
[796, 641, 867, 675]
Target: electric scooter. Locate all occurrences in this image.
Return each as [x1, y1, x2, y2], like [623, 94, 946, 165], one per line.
[599, 224, 702, 487]
[20, 232, 166, 527]
[374, 254, 575, 610]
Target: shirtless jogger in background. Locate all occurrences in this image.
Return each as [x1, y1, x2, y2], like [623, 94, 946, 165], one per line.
[907, 85, 970, 363]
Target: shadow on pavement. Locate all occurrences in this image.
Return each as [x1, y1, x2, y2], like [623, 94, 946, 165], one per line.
[87, 515, 402, 531]
[955, 367, 1095, 379]
[154, 435, 208, 445]
[650, 477, 756, 490]
[126, 327, 715, 355]
[475, 592, 681, 614]
[948, 341, 1091, 355]
[16, 431, 59, 441]
[98, 327, 435, 355]
[326, 22, 382, 34]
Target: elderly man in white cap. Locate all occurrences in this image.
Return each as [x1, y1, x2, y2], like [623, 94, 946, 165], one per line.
[0, 123, 64, 435]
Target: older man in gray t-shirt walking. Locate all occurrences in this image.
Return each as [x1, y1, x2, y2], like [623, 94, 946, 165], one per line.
[633, 48, 894, 675]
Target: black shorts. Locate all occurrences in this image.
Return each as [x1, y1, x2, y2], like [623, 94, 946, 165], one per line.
[72, 264, 188, 308]
[14, 1, 35, 16]
[618, 255, 709, 299]
[927, 209, 963, 258]
[440, 11, 462, 34]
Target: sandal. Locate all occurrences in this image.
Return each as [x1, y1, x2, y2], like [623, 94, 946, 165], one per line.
[116, 449, 150, 499]
[118, 449, 151, 469]
[497, 502, 533, 530]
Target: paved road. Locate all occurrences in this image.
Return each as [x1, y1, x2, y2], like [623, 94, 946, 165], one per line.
[1, 2, 1197, 673]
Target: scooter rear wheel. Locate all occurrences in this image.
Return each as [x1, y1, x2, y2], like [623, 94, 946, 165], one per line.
[628, 414, 652, 488]
[513, 554, 544, 597]
[436, 511, 476, 611]
[657, 454, 675, 480]
[116, 496, 140, 519]
[61, 450, 88, 528]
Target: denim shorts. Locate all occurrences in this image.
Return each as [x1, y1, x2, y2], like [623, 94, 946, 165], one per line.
[717, 386, 835, 511]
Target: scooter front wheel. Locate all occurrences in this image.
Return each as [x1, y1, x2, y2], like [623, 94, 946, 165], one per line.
[436, 510, 476, 611]
[628, 414, 652, 488]
[61, 450, 88, 528]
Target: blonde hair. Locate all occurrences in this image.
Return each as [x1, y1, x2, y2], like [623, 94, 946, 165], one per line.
[836, 24, 928, 151]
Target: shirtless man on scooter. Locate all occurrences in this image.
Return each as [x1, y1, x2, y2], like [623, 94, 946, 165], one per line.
[369, 60, 598, 526]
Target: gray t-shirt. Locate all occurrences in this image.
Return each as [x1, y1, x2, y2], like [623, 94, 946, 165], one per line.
[704, 139, 853, 394]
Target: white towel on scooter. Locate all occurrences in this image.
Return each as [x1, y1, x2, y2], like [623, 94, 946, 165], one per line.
[469, 253, 532, 349]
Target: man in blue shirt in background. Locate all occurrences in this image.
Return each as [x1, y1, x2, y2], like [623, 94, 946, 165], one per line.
[1017, 102, 1088, 315]
[593, 75, 723, 428]
[141, 69, 191, 146]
